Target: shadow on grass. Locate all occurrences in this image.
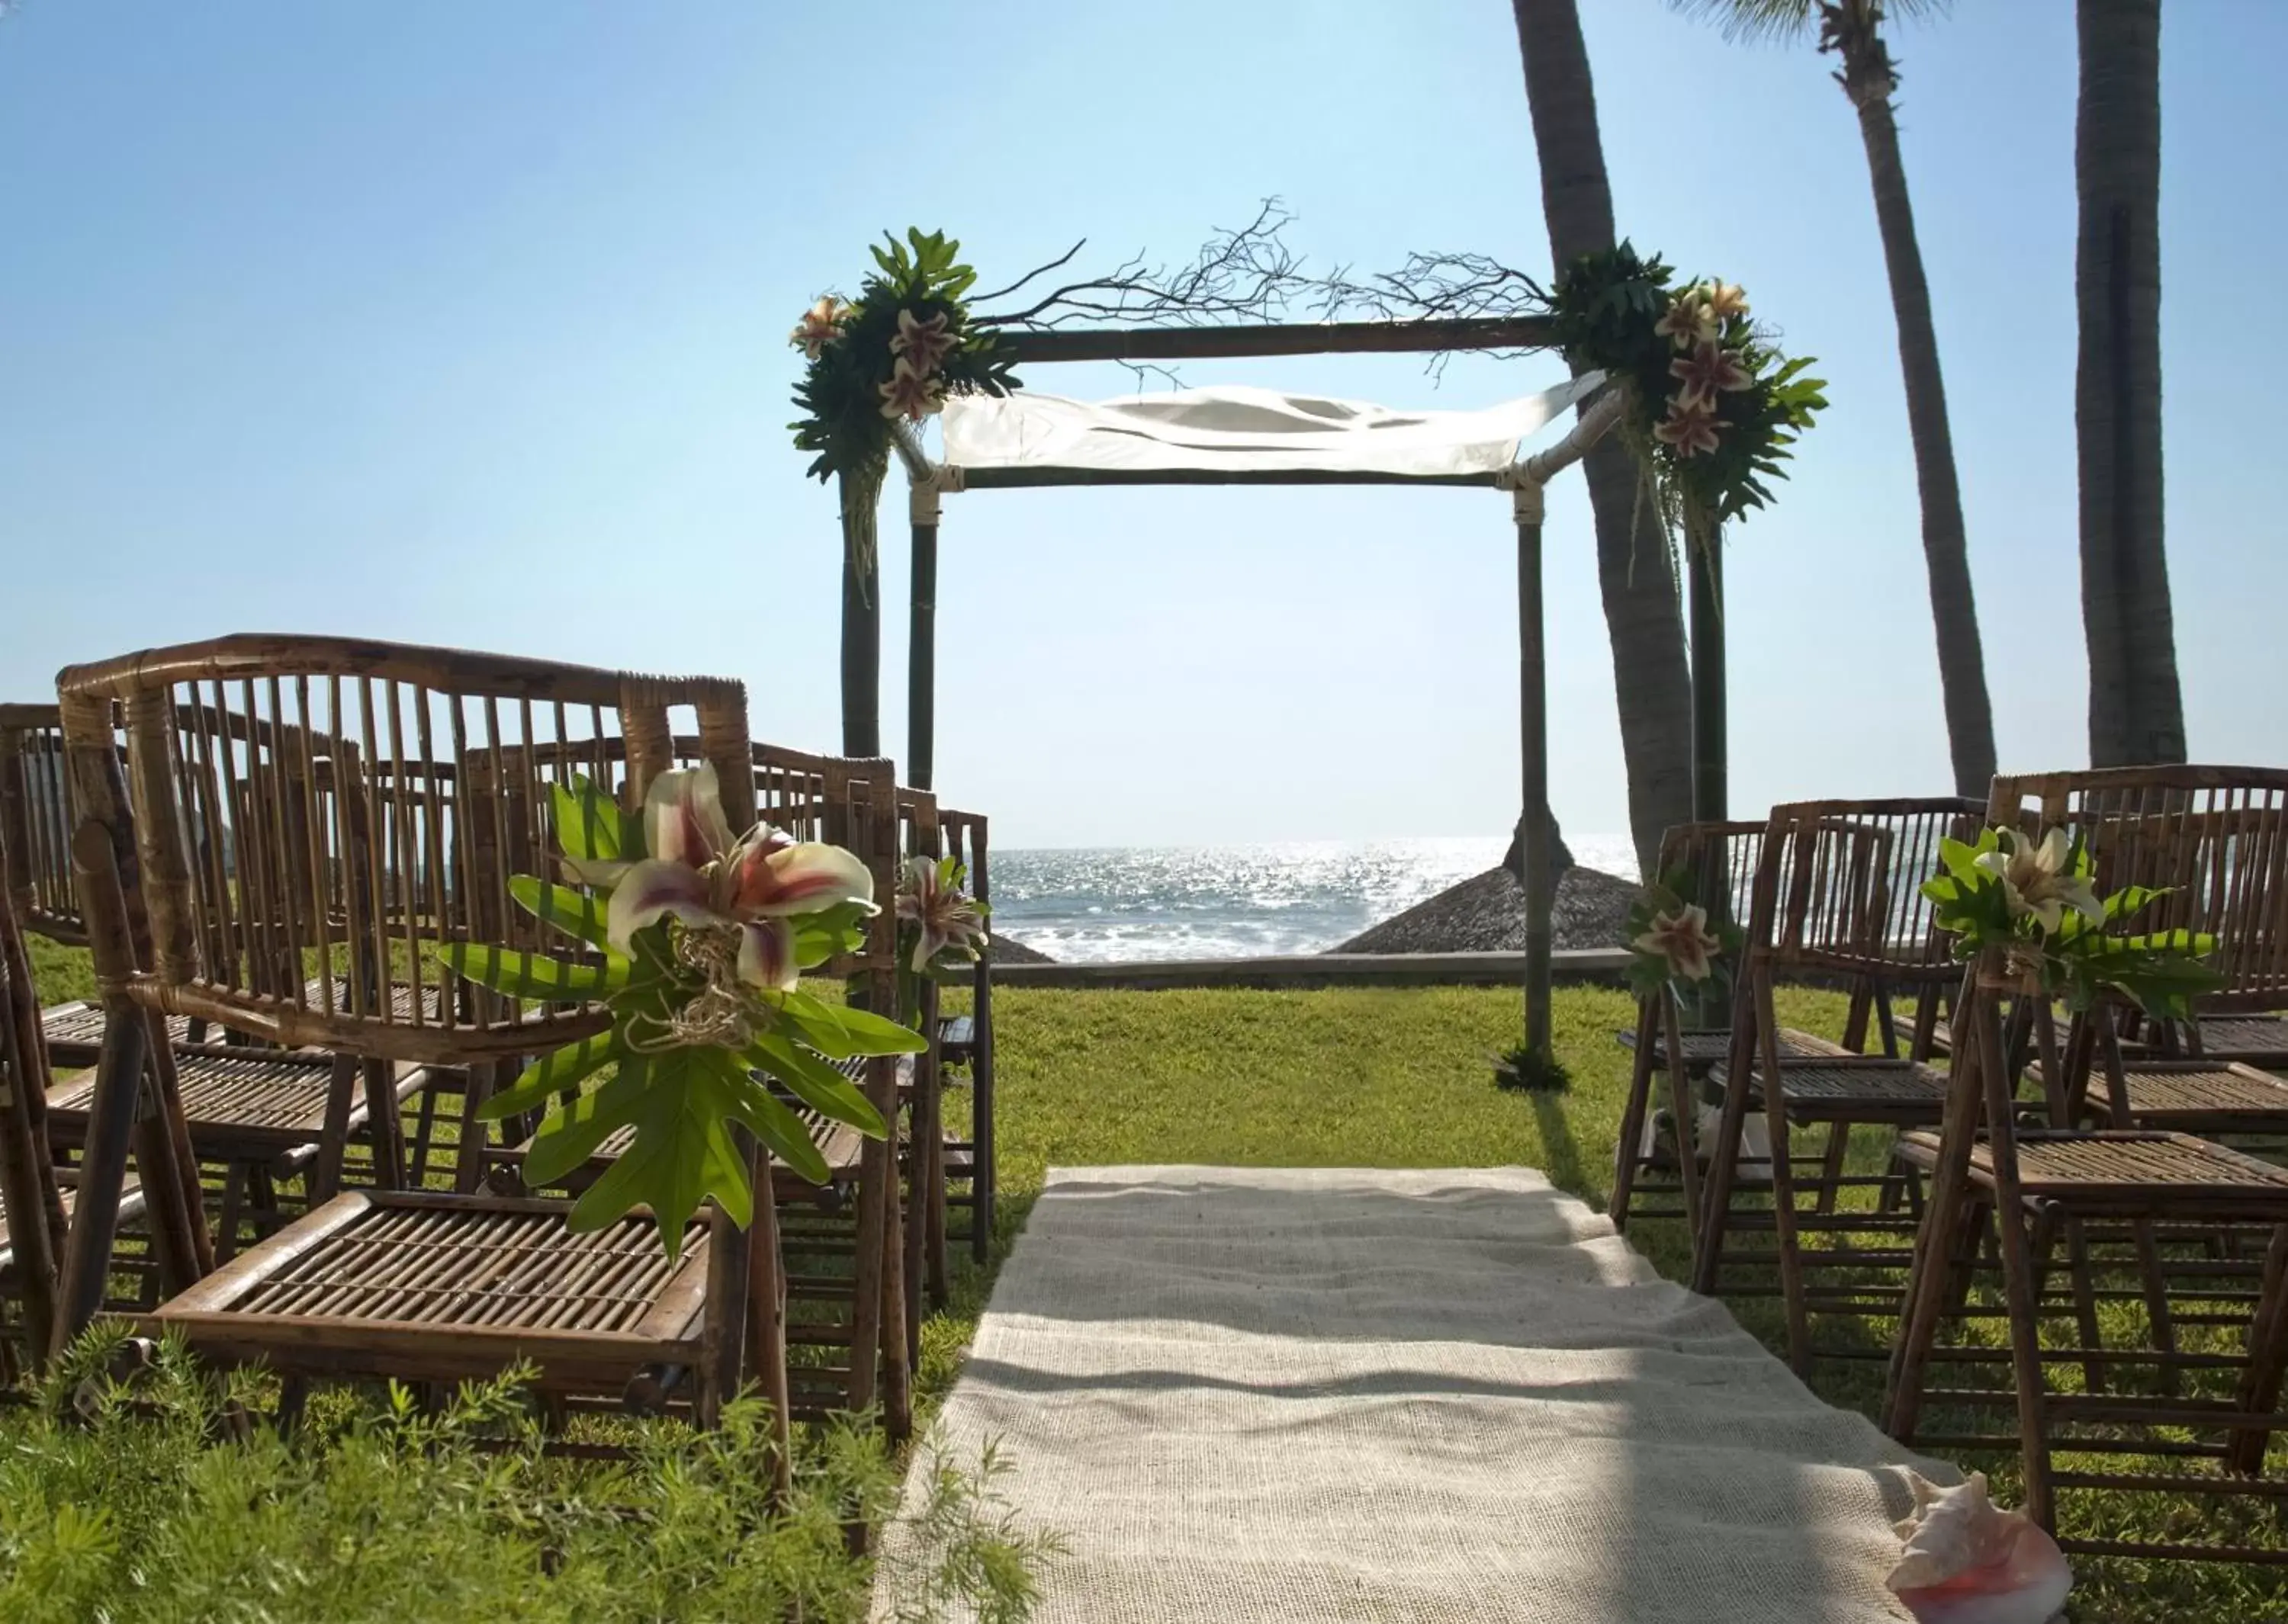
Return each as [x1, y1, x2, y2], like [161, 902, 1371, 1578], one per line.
[1530, 1093, 1590, 1203]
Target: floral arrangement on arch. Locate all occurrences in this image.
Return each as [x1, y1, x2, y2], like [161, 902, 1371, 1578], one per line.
[439, 766, 924, 1256]
[1535, 242, 1827, 552]
[789, 229, 1020, 490]
[1919, 826, 2223, 1017]
[1622, 869, 1746, 1000]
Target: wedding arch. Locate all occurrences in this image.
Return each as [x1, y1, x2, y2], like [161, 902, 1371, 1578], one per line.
[789, 229, 1826, 1069]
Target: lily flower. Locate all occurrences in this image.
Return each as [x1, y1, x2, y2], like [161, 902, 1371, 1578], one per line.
[1653, 397, 1723, 459]
[889, 307, 956, 375]
[1669, 341, 1754, 409]
[604, 765, 877, 990]
[1634, 903, 1722, 983]
[1653, 293, 1716, 350]
[1974, 827, 2103, 936]
[1703, 281, 1750, 321]
[878, 358, 945, 422]
[789, 297, 847, 361]
[895, 856, 988, 974]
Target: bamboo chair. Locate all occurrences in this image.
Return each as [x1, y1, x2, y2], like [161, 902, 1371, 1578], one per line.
[54, 634, 800, 1433]
[12, 699, 454, 1202]
[1609, 818, 1865, 1259]
[1, 704, 88, 948]
[486, 734, 917, 1432]
[1692, 798, 1982, 1374]
[936, 806, 995, 1266]
[1882, 765, 2288, 1565]
[0, 807, 172, 1370]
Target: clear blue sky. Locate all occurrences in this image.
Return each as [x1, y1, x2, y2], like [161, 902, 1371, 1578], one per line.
[3, 2, 2280, 849]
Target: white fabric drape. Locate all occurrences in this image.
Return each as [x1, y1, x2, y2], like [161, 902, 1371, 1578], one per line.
[939, 375, 1599, 480]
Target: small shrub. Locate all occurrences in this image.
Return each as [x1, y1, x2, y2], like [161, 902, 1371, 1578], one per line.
[0, 1327, 1049, 1623]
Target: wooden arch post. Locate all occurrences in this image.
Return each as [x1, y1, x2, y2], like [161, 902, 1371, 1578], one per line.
[1509, 390, 1628, 1062]
[1511, 476, 1555, 1065]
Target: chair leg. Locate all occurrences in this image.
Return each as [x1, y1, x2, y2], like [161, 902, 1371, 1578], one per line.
[1611, 997, 1660, 1233]
[453, 1063, 495, 1195]
[1974, 982, 2056, 1530]
[1814, 1122, 1851, 1216]
[1885, 974, 1988, 1439]
[1690, 1016, 1762, 1299]
[215, 1162, 247, 1266]
[847, 1057, 894, 1423]
[747, 1159, 793, 1507]
[1658, 996, 1703, 1276]
[880, 1146, 913, 1444]
[1756, 974, 1813, 1375]
[2065, 1215, 2109, 1395]
[362, 1058, 406, 1191]
[407, 1074, 444, 1187]
[310, 1054, 358, 1204]
[2226, 1222, 2288, 1476]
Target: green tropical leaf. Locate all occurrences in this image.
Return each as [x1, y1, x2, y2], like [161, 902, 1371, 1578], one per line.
[567, 1048, 753, 1257]
[436, 943, 624, 1001]
[776, 990, 927, 1057]
[722, 1074, 832, 1187]
[477, 1031, 625, 1121]
[791, 900, 872, 969]
[522, 1053, 651, 1186]
[509, 876, 612, 950]
[552, 776, 639, 864]
[745, 1031, 888, 1138]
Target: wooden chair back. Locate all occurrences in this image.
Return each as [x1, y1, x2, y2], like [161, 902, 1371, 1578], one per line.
[1746, 798, 1985, 987]
[54, 634, 753, 1067]
[0, 705, 89, 946]
[0, 833, 67, 1359]
[1650, 816, 1765, 932]
[1988, 765, 2288, 1016]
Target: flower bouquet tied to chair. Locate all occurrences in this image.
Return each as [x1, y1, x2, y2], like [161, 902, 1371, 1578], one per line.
[1919, 826, 2224, 1018]
[442, 764, 924, 1256]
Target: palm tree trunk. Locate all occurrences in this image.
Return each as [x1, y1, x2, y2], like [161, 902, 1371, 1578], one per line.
[1512, 0, 1695, 878]
[1847, 65, 1997, 797]
[2077, 0, 2184, 765]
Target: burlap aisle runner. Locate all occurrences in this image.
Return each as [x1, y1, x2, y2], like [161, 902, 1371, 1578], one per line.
[875, 1166, 1936, 1622]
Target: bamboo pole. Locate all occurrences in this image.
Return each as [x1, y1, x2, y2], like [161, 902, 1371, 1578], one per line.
[1514, 482, 1553, 1063]
[996, 315, 1560, 366]
[908, 483, 939, 791]
[1506, 390, 1627, 1059]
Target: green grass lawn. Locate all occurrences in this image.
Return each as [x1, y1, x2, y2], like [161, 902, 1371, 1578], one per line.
[11, 947, 2279, 1620]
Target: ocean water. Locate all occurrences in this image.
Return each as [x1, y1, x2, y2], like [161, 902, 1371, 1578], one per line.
[989, 835, 1640, 963]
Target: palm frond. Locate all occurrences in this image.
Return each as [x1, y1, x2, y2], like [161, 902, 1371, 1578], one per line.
[1667, 0, 1953, 47]
[1666, 0, 1818, 47]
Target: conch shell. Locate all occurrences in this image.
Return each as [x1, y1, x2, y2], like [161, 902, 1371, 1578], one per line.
[1886, 1472, 2071, 1624]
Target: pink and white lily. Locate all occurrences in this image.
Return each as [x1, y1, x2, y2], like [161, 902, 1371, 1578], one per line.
[602, 765, 877, 991]
[889, 307, 956, 375]
[1669, 340, 1754, 409]
[895, 856, 988, 974]
[789, 297, 847, 361]
[1702, 281, 1750, 321]
[1975, 827, 2103, 937]
[879, 358, 945, 422]
[1634, 903, 1722, 983]
[1653, 396, 1724, 459]
[1653, 292, 1716, 350]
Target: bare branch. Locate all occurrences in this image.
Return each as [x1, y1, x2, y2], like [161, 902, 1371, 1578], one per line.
[972, 198, 1313, 332]
[969, 239, 1089, 307]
